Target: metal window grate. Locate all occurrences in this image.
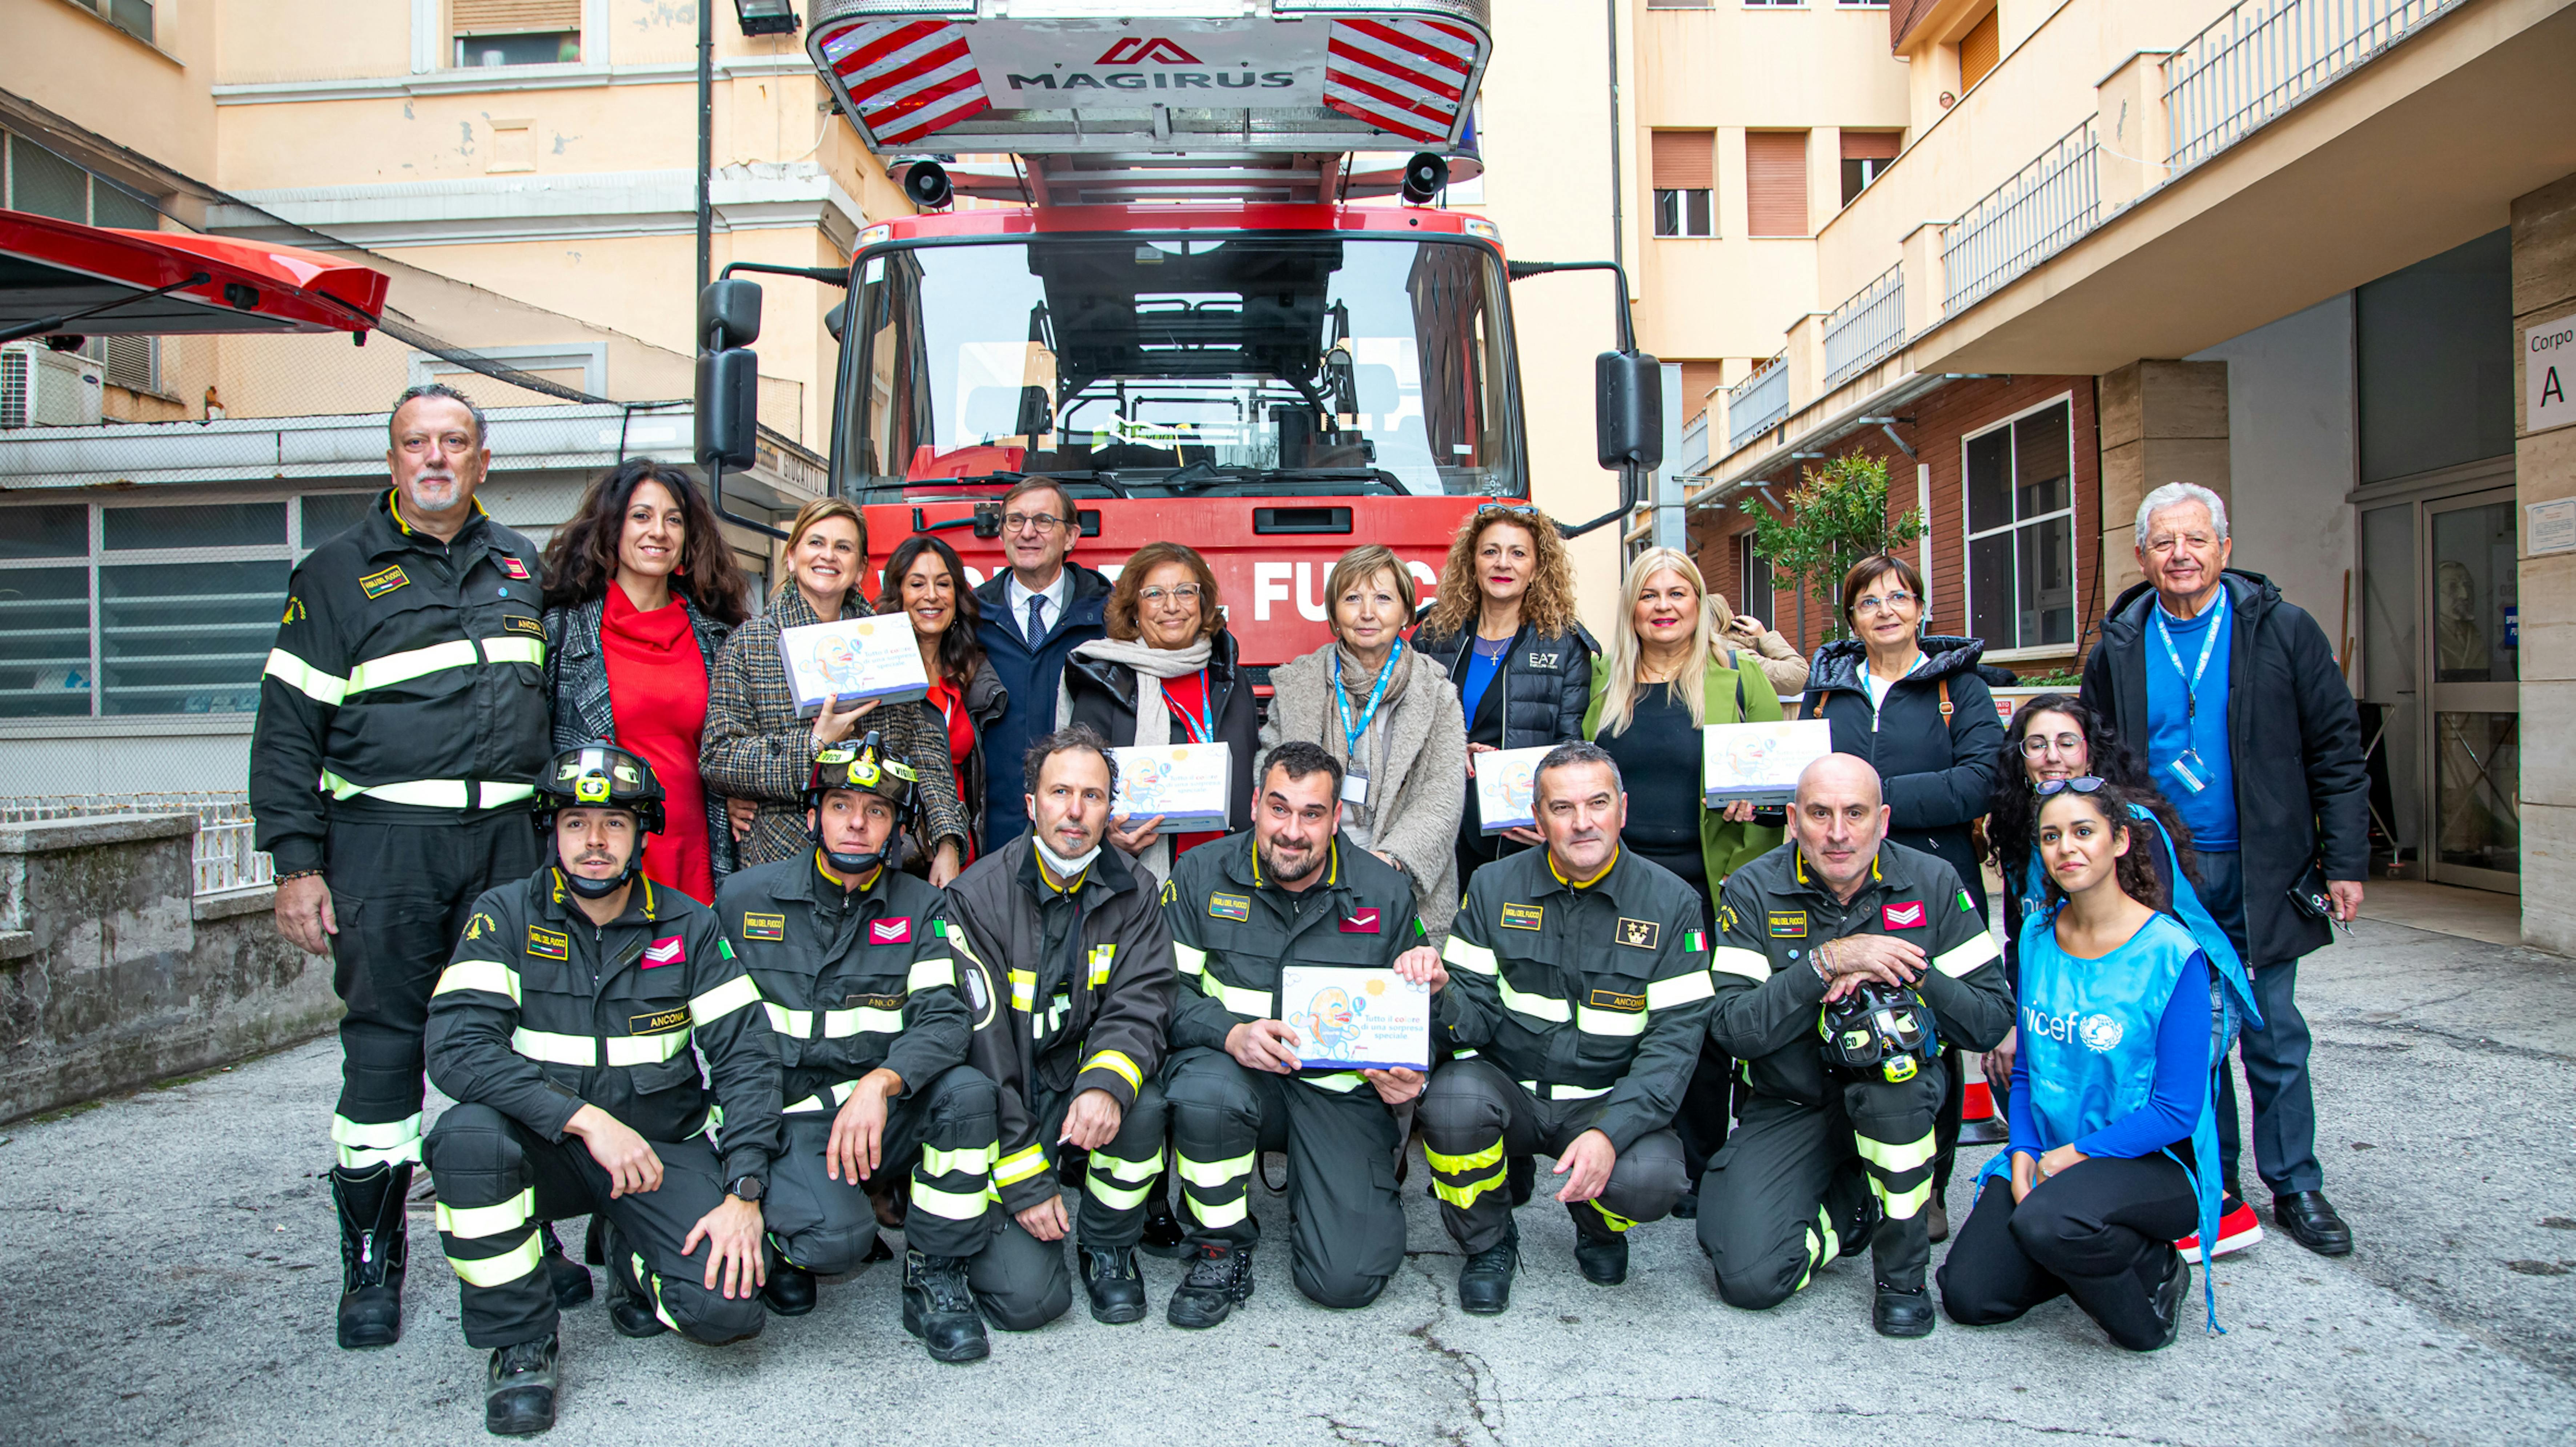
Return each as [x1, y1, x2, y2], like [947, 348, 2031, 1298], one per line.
[1726, 353, 1790, 456]
[1822, 264, 1906, 391]
[79, 336, 161, 397]
[2164, 0, 2465, 174]
[0, 792, 270, 895]
[1941, 119, 2099, 315]
[0, 352, 25, 431]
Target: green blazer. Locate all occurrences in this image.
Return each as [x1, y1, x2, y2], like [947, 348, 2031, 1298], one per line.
[1584, 646, 1786, 888]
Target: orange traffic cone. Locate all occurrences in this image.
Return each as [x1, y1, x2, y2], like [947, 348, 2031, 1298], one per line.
[1958, 1049, 2010, 1145]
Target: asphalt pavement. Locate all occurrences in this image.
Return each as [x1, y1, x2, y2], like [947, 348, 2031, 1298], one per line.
[3, 912, 2572, 1447]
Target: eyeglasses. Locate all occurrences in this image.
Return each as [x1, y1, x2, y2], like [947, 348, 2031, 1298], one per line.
[2034, 775, 2109, 797]
[2020, 732, 2086, 757]
[1854, 590, 1917, 616]
[1003, 512, 1067, 534]
[1138, 585, 1201, 606]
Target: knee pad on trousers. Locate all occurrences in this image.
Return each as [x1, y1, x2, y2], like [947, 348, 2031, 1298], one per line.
[919, 1063, 1000, 1121]
[777, 1220, 877, 1277]
[1418, 1064, 1510, 1146]
[1713, 1255, 1803, 1312]
[663, 1283, 768, 1345]
[1601, 1130, 1688, 1225]
[421, 1103, 521, 1201]
[1293, 1257, 1388, 1311]
[976, 1275, 1072, 1334]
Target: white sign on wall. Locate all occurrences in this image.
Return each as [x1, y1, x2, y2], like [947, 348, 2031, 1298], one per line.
[2529, 498, 2576, 557]
[2527, 311, 2576, 434]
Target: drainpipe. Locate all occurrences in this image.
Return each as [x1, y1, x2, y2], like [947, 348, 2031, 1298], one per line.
[1605, 0, 1622, 271]
[697, 0, 714, 296]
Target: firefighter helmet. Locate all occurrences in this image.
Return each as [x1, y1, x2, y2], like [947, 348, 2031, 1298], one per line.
[535, 740, 667, 835]
[1819, 979, 1936, 1085]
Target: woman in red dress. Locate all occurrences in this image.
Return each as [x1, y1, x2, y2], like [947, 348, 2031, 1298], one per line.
[539, 459, 751, 902]
[874, 533, 1007, 864]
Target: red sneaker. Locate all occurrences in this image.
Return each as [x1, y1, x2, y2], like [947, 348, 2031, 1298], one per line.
[2177, 1199, 2264, 1263]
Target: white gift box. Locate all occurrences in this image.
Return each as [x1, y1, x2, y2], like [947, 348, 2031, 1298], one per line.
[1279, 965, 1431, 1073]
[1108, 742, 1233, 833]
[776, 616, 932, 718]
[1473, 744, 1557, 835]
[1701, 719, 1834, 806]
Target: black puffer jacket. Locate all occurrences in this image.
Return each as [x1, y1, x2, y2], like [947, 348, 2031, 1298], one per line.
[1803, 634, 2007, 911]
[1061, 628, 1261, 833]
[1413, 620, 1596, 869]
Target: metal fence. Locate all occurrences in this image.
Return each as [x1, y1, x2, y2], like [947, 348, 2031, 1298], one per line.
[1677, 407, 1710, 478]
[1726, 354, 1791, 456]
[1942, 118, 2101, 315]
[1822, 264, 1907, 391]
[2165, 0, 2466, 174]
[0, 791, 269, 895]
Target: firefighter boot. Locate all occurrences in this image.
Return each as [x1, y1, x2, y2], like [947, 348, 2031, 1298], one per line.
[598, 1220, 670, 1339]
[902, 1250, 991, 1363]
[1080, 1245, 1148, 1325]
[1167, 1243, 1256, 1330]
[538, 1222, 591, 1310]
[1874, 1280, 1937, 1339]
[1570, 1201, 1629, 1286]
[1140, 1177, 1186, 1258]
[333, 1162, 410, 1349]
[483, 1334, 558, 1437]
[761, 1238, 817, 1317]
[1457, 1220, 1519, 1316]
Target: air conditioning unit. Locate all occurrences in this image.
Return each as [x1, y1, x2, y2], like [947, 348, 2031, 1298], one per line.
[0, 343, 107, 429]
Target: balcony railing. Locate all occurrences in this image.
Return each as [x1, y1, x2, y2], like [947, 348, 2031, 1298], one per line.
[1678, 407, 1711, 478]
[1726, 354, 1790, 455]
[0, 792, 271, 896]
[1823, 264, 1907, 391]
[2166, 0, 2465, 174]
[1942, 118, 2100, 315]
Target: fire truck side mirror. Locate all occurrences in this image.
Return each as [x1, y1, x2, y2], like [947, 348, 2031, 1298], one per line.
[1596, 350, 1663, 473]
[697, 347, 759, 471]
[1015, 385, 1054, 437]
[701, 279, 763, 351]
[823, 298, 849, 343]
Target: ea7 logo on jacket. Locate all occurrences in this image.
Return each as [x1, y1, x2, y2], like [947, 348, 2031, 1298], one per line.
[1340, 908, 1380, 934]
[1525, 652, 1560, 671]
[1882, 901, 1926, 930]
[869, 918, 914, 945]
[643, 936, 686, 968]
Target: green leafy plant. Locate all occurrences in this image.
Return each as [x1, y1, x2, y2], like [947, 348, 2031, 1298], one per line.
[1748, 451, 1926, 643]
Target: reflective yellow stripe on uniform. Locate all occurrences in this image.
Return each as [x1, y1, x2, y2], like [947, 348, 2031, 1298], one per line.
[822, 1005, 903, 1036]
[332, 1112, 422, 1168]
[603, 1030, 690, 1066]
[316, 774, 537, 811]
[480, 635, 545, 667]
[435, 1187, 534, 1239]
[1934, 933, 2002, 978]
[906, 956, 955, 992]
[920, 1142, 996, 1178]
[433, 959, 521, 1004]
[763, 1004, 812, 1038]
[910, 1178, 994, 1221]
[1424, 1138, 1505, 1176]
[1087, 944, 1115, 988]
[1496, 974, 1571, 1024]
[1711, 946, 1770, 981]
[1199, 971, 1270, 1018]
[691, 973, 762, 1024]
[511, 1028, 597, 1066]
[1576, 1004, 1647, 1037]
[994, 1144, 1049, 1186]
[783, 1080, 862, 1113]
[1007, 969, 1036, 1013]
[1854, 1132, 1939, 1174]
[262, 648, 348, 706]
[1646, 970, 1716, 1009]
[1085, 1149, 1161, 1209]
[1176, 1150, 1255, 1189]
[1432, 1166, 1508, 1209]
[1442, 936, 1499, 975]
[1172, 943, 1208, 977]
[1520, 1079, 1611, 1101]
[1303, 1072, 1366, 1093]
[1081, 1049, 1143, 1093]
[345, 639, 479, 695]
[451, 1233, 545, 1289]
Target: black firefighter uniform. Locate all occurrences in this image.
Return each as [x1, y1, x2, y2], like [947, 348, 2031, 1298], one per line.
[423, 869, 783, 1348]
[715, 852, 997, 1270]
[1699, 839, 2011, 1306]
[252, 489, 553, 1171]
[1423, 847, 1714, 1250]
[1163, 833, 1427, 1308]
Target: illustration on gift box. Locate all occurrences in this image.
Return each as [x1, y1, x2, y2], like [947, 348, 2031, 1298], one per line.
[806, 633, 861, 693]
[1288, 983, 1368, 1061]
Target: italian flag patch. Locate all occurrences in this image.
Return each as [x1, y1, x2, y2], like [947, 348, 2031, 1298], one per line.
[1684, 929, 1707, 953]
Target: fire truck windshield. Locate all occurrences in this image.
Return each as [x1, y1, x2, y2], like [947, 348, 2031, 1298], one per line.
[835, 233, 1522, 502]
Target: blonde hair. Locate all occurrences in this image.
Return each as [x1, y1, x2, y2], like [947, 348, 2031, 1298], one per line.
[781, 497, 867, 603]
[1420, 505, 1578, 639]
[1597, 547, 1728, 737]
[1324, 544, 1417, 642]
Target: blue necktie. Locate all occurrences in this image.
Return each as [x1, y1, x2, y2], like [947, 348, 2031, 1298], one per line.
[1025, 594, 1048, 646]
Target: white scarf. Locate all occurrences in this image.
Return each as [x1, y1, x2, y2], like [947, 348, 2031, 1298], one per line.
[1057, 635, 1216, 883]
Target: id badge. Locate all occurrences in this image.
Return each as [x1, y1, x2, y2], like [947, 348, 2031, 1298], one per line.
[1341, 768, 1370, 805]
[2163, 752, 2208, 796]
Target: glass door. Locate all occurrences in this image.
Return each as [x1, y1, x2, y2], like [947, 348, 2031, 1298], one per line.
[2422, 489, 2519, 892]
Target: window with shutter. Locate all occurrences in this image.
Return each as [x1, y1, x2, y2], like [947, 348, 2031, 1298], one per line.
[1839, 131, 1901, 208]
[1745, 132, 1809, 238]
[454, 0, 581, 66]
[1652, 132, 1716, 238]
[1958, 9, 2000, 92]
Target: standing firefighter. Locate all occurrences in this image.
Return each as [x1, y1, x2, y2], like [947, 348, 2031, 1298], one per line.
[423, 743, 781, 1435]
[942, 726, 1176, 1329]
[1700, 753, 2012, 1337]
[252, 385, 556, 1348]
[1419, 741, 1712, 1314]
[1159, 741, 1439, 1327]
[715, 731, 1001, 1362]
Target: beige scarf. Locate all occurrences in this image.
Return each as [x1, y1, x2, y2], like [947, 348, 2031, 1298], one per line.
[1327, 642, 1412, 847]
[1057, 635, 1215, 881]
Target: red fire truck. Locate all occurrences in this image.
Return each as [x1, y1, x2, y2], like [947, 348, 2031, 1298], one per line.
[696, 1, 1658, 678]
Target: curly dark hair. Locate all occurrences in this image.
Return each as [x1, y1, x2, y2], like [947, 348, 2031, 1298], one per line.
[1988, 692, 2197, 895]
[2034, 780, 2170, 913]
[873, 532, 985, 685]
[538, 459, 751, 626]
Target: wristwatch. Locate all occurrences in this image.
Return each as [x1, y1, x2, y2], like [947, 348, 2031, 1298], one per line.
[726, 1174, 765, 1203]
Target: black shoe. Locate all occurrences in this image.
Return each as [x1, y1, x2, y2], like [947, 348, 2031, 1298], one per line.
[1873, 1281, 1936, 1338]
[1569, 1203, 1628, 1286]
[2146, 1247, 2190, 1350]
[902, 1250, 991, 1363]
[862, 1235, 895, 1265]
[761, 1260, 817, 1317]
[1167, 1243, 1256, 1329]
[1839, 1191, 1881, 1260]
[483, 1335, 558, 1437]
[1140, 1187, 1186, 1259]
[1080, 1245, 1148, 1325]
[598, 1221, 668, 1339]
[2273, 1190, 2353, 1257]
[1506, 1155, 1535, 1208]
[537, 1223, 591, 1310]
[333, 1162, 410, 1350]
[1457, 1227, 1518, 1316]
[1672, 1187, 1699, 1221]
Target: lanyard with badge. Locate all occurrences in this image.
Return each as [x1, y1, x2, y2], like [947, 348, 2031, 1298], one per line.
[2152, 586, 2228, 795]
[1333, 643, 1401, 807]
[1165, 668, 1215, 744]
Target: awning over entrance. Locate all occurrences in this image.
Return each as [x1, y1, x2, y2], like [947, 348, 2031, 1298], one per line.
[0, 209, 389, 342]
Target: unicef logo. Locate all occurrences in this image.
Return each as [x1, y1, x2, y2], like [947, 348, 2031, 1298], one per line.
[2078, 1013, 2124, 1052]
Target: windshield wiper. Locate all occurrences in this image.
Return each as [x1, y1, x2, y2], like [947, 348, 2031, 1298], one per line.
[1161, 463, 1406, 495]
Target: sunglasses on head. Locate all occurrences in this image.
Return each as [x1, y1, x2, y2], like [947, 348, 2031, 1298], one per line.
[2034, 775, 2109, 797]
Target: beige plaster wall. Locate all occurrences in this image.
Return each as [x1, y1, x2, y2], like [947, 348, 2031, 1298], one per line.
[2512, 171, 2576, 951]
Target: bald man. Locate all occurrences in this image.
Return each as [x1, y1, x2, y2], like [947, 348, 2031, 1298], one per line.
[1699, 754, 2011, 1337]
